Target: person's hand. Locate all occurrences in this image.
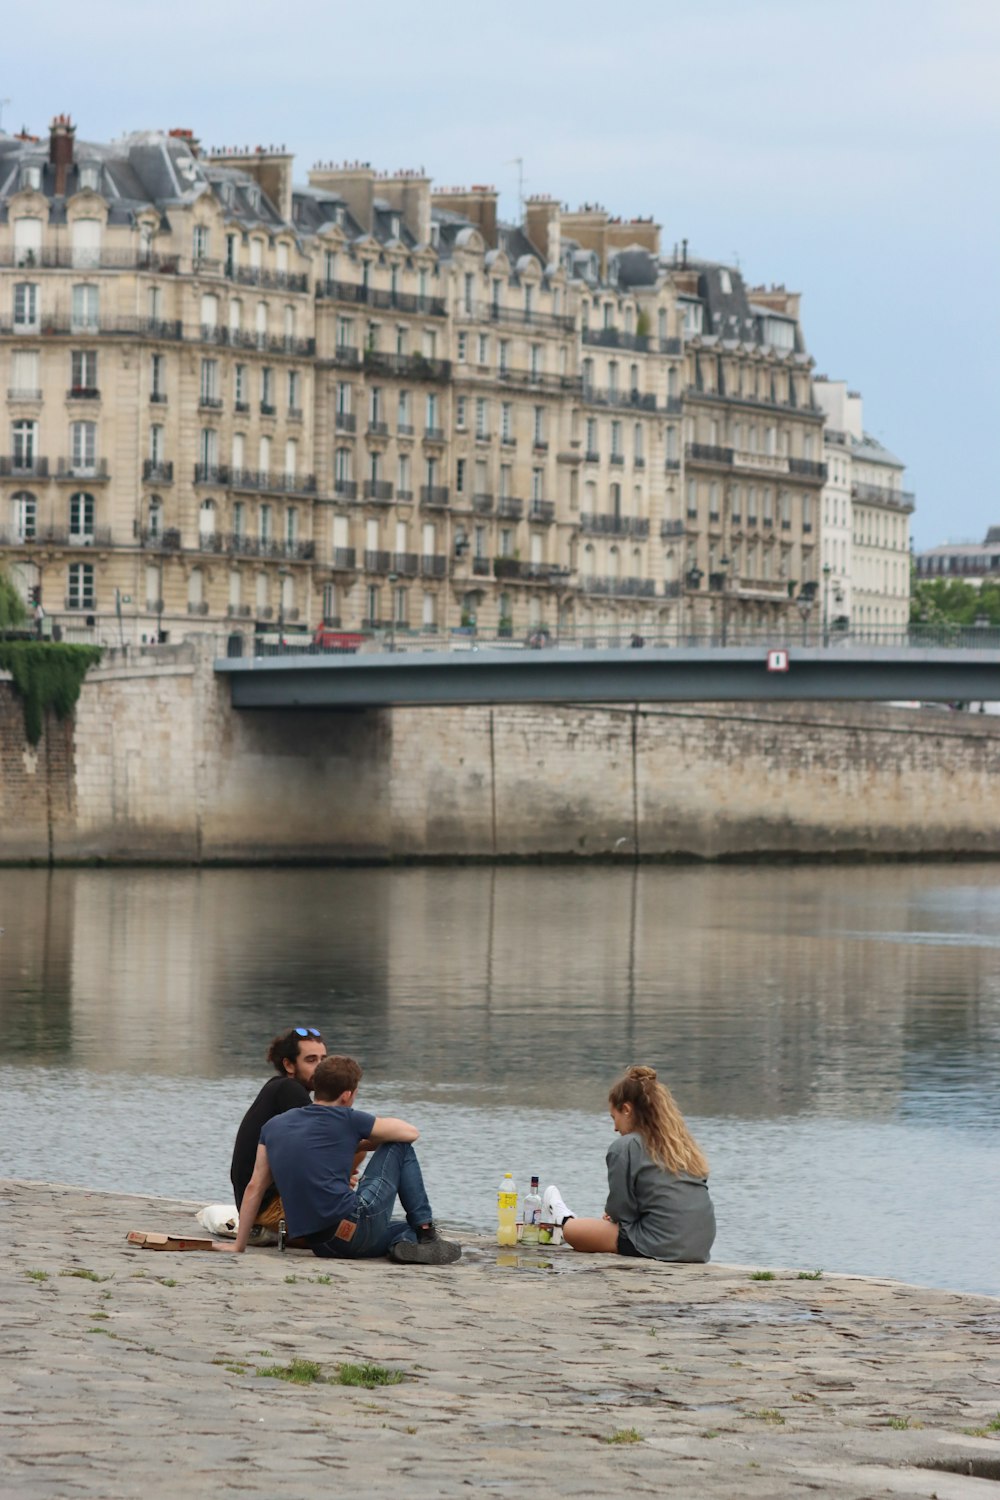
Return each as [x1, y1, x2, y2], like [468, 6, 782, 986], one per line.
[213, 1241, 240, 1253]
[349, 1169, 360, 1189]
[603, 1213, 615, 1223]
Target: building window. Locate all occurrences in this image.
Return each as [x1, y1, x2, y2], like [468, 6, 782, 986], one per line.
[288, 369, 300, 411]
[69, 491, 95, 542]
[260, 504, 273, 543]
[501, 403, 513, 442]
[235, 365, 247, 407]
[68, 421, 96, 474]
[13, 282, 39, 330]
[150, 353, 165, 400]
[477, 333, 489, 365]
[456, 458, 466, 494]
[11, 490, 36, 541]
[67, 562, 95, 610]
[200, 359, 219, 404]
[457, 331, 468, 362]
[14, 217, 42, 267]
[193, 224, 210, 262]
[71, 283, 99, 331]
[198, 499, 216, 540]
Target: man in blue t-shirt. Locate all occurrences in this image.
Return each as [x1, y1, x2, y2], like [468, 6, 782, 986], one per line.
[227, 1055, 461, 1265]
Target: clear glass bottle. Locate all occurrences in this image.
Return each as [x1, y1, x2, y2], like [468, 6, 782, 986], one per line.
[522, 1176, 542, 1244]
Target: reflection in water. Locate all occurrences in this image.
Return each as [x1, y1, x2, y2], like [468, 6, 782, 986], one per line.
[0, 865, 998, 1293]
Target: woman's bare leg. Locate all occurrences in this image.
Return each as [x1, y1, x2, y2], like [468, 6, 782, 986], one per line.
[562, 1216, 620, 1254]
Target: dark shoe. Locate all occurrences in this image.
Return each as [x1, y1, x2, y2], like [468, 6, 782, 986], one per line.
[390, 1229, 462, 1265]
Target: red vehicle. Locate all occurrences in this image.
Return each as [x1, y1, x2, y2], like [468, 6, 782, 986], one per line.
[312, 625, 368, 653]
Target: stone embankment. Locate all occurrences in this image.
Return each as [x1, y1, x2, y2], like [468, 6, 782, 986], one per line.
[3, 1179, 999, 1498]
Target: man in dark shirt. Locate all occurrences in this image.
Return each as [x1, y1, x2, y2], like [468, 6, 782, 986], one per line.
[230, 1028, 328, 1234]
[227, 1055, 461, 1265]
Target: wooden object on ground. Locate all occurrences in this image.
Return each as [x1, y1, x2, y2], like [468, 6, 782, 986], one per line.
[126, 1230, 219, 1252]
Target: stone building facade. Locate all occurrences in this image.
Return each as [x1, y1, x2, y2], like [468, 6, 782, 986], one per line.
[0, 115, 889, 645]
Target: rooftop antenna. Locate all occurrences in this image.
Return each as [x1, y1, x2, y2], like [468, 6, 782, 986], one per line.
[0, 99, 11, 132]
[508, 156, 525, 222]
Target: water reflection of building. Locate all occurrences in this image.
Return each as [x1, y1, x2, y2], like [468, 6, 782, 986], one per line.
[1, 865, 997, 1128]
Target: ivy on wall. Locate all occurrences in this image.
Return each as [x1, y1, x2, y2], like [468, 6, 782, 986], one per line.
[0, 643, 103, 746]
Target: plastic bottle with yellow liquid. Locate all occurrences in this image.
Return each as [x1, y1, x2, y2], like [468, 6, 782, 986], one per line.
[497, 1172, 518, 1246]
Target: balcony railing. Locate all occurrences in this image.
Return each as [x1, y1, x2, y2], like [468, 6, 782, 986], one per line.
[474, 301, 576, 333]
[0, 456, 49, 477]
[333, 479, 358, 499]
[686, 442, 733, 466]
[67, 386, 100, 401]
[424, 426, 445, 443]
[580, 514, 650, 538]
[230, 468, 318, 496]
[329, 345, 361, 368]
[472, 556, 491, 576]
[472, 493, 494, 514]
[581, 576, 657, 597]
[396, 489, 413, 503]
[582, 327, 651, 352]
[363, 480, 394, 502]
[528, 500, 555, 523]
[8, 387, 42, 402]
[660, 519, 686, 538]
[851, 481, 916, 511]
[493, 558, 571, 582]
[582, 385, 658, 413]
[391, 552, 419, 576]
[367, 420, 389, 438]
[363, 350, 452, 381]
[199, 326, 316, 357]
[56, 458, 109, 481]
[140, 456, 173, 480]
[331, 548, 356, 570]
[420, 554, 447, 578]
[316, 281, 447, 317]
[364, 549, 392, 573]
[335, 411, 357, 432]
[788, 457, 828, 481]
[420, 485, 450, 509]
[497, 497, 523, 520]
[194, 464, 230, 486]
[224, 534, 316, 561]
[227, 265, 309, 293]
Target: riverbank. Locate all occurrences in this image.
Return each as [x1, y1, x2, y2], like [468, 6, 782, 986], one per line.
[4, 1180, 998, 1498]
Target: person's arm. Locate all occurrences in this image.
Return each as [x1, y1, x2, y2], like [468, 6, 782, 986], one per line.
[366, 1116, 419, 1144]
[223, 1144, 273, 1253]
[604, 1137, 639, 1225]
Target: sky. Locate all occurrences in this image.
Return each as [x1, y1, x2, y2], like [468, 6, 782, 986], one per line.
[5, 0, 998, 548]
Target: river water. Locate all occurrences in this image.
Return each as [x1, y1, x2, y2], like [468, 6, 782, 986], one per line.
[0, 864, 997, 1295]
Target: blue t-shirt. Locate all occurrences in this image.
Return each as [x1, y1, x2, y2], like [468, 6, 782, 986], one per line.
[260, 1104, 376, 1241]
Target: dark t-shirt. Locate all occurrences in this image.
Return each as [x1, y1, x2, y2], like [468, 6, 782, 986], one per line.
[260, 1104, 376, 1241]
[230, 1075, 311, 1209]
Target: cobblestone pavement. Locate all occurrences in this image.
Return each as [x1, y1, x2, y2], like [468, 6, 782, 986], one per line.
[2, 1180, 999, 1498]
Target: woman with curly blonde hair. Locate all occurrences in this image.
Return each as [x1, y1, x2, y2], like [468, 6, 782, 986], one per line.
[542, 1066, 716, 1262]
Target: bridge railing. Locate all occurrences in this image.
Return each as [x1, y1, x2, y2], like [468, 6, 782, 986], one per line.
[212, 623, 1000, 660]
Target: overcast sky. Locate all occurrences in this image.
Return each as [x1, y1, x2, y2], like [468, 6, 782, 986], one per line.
[6, 0, 998, 547]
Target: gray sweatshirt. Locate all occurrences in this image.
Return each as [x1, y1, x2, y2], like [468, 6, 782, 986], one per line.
[605, 1132, 716, 1263]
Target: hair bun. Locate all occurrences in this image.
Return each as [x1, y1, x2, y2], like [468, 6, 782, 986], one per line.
[629, 1065, 657, 1083]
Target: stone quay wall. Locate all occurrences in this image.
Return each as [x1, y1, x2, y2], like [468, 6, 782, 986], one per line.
[1, 641, 999, 863]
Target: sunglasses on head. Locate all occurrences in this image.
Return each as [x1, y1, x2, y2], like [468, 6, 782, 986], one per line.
[294, 1027, 321, 1038]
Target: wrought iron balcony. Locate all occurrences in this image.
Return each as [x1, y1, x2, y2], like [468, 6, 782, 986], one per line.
[472, 556, 491, 576]
[420, 554, 447, 578]
[364, 549, 392, 573]
[329, 345, 361, 368]
[472, 493, 494, 514]
[788, 457, 828, 481]
[363, 480, 394, 502]
[194, 464, 230, 486]
[582, 327, 650, 352]
[367, 421, 389, 439]
[363, 350, 452, 381]
[332, 547, 357, 570]
[493, 558, 571, 583]
[660, 519, 685, 538]
[686, 443, 733, 466]
[851, 481, 915, 511]
[420, 485, 450, 509]
[474, 301, 575, 333]
[0, 456, 49, 477]
[581, 386, 658, 413]
[230, 468, 317, 496]
[316, 281, 446, 317]
[580, 514, 650, 538]
[57, 458, 109, 481]
[333, 480, 358, 499]
[140, 527, 181, 551]
[187, 600, 210, 615]
[528, 500, 555, 523]
[497, 497, 523, 520]
[335, 411, 357, 432]
[67, 386, 100, 401]
[8, 388, 42, 402]
[581, 575, 656, 597]
[392, 552, 419, 576]
[228, 265, 309, 293]
[424, 426, 445, 443]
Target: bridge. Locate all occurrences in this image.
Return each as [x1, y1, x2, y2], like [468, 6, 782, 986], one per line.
[215, 636, 1000, 709]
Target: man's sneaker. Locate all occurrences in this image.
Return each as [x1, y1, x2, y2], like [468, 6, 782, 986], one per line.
[390, 1225, 462, 1265]
[542, 1185, 574, 1227]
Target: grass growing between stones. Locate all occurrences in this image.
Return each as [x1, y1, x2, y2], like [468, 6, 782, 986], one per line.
[603, 1428, 643, 1445]
[335, 1363, 405, 1388]
[24, 1269, 49, 1281]
[256, 1358, 324, 1385]
[751, 1409, 786, 1424]
[797, 1270, 824, 1280]
[750, 1271, 776, 1281]
[962, 1413, 1000, 1438]
[60, 1268, 110, 1282]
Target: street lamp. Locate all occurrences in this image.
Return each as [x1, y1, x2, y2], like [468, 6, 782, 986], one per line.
[822, 562, 832, 648]
[387, 570, 398, 652]
[718, 553, 730, 646]
[277, 566, 290, 648]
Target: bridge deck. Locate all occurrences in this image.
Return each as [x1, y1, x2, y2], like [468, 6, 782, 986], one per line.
[215, 646, 1000, 709]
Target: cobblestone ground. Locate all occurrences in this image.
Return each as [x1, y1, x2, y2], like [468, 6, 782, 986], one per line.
[2, 1180, 999, 1498]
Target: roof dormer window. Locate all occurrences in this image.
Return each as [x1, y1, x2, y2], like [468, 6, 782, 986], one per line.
[390, 214, 401, 240]
[79, 164, 100, 193]
[21, 165, 41, 192]
[718, 268, 733, 295]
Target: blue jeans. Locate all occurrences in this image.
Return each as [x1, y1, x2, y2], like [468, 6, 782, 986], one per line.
[312, 1142, 433, 1260]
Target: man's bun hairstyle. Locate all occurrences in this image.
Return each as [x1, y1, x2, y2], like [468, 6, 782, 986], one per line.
[266, 1029, 324, 1074]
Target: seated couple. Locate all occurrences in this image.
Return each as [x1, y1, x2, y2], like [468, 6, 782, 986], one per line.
[227, 1035, 460, 1265]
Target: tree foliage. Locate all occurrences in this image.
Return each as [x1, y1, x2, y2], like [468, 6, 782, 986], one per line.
[910, 576, 1000, 626]
[0, 642, 103, 745]
[0, 569, 28, 631]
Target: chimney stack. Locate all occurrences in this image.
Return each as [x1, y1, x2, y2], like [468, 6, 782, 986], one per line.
[430, 186, 499, 249]
[50, 114, 75, 196]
